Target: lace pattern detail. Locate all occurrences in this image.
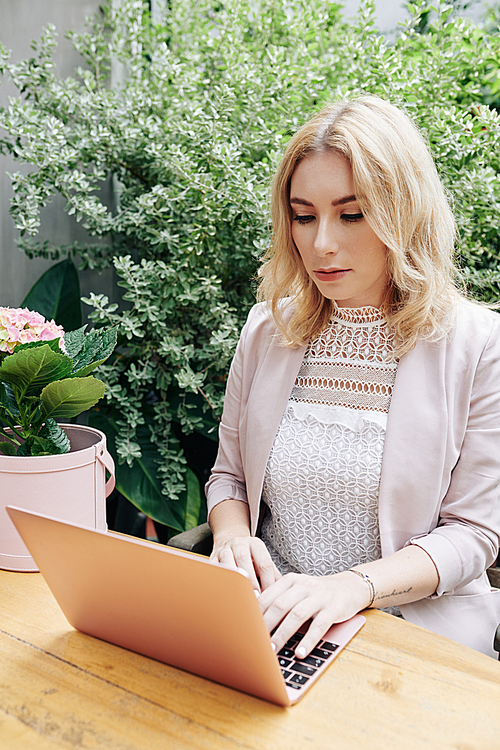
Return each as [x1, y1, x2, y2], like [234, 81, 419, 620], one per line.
[332, 305, 386, 325]
[261, 406, 384, 576]
[260, 306, 398, 577]
[291, 306, 397, 414]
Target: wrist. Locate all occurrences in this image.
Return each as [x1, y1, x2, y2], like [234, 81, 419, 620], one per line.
[209, 499, 252, 548]
[212, 526, 251, 548]
[334, 569, 374, 610]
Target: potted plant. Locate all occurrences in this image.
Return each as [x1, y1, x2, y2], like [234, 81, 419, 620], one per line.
[0, 306, 117, 571]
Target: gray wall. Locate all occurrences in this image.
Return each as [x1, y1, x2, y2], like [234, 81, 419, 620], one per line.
[0, 0, 114, 312]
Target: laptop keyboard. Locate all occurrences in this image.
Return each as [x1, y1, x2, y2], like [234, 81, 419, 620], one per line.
[277, 632, 339, 691]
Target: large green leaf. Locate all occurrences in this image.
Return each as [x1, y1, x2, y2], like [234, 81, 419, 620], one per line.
[88, 411, 187, 531]
[69, 327, 117, 377]
[37, 418, 71, 453]
[0, 441, 17, 456]
[184, 467, 202, 531]
[63, 325, 87, 359]
[0, 382, 8, 410]
[21, 258, 83, 331]
[15, 420, 70, 457]
[0, 345, 73, 395]
[40, 376, 106, 419]
[0, 382, 20, 421]
[14, 338, 64, 355]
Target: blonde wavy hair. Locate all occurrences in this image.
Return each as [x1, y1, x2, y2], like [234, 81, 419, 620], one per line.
[257, 96, 461, 355]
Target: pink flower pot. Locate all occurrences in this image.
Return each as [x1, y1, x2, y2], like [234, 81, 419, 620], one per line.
[0, 424, 115, 571]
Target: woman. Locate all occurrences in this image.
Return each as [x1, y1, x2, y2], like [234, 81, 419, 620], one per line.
[205, 96, 500, 659]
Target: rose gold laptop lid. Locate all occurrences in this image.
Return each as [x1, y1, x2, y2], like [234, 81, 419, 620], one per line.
[7, 505, 365, 706]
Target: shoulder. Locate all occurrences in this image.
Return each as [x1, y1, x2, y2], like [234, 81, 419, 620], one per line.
[427, 299, 500, 384]
[240, 300, 294, 345]
[232, 300, 302, 380]
[455, 298, 500, 329]
[451, 299, 500, 353]
[403, 299, 500, 373]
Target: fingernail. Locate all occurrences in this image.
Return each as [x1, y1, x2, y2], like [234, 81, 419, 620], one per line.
[253, 589, 260, 598]
[270, 642, 276, 652]
[296, 646, 306, 658]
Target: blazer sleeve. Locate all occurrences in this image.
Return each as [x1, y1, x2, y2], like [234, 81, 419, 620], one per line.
[408, 310, 500, 596]
[204, 306, 257, 517]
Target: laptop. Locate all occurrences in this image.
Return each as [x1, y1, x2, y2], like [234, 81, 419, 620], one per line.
[6, 505, 365, 707]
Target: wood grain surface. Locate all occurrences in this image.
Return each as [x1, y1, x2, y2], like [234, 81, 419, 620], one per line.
[1, 570, 499, 750]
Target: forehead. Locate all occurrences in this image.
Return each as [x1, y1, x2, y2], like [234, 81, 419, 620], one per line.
[290, 151, 354, 198]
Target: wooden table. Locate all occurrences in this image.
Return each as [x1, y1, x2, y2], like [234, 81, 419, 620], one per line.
[1, 570, 499, 749]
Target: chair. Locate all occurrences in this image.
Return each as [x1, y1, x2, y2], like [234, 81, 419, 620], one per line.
[487, 567, 500, 659]
[168, 523, 213, 556]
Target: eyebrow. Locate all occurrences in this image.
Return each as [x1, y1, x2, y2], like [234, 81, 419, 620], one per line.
[290, 194, 357, 207]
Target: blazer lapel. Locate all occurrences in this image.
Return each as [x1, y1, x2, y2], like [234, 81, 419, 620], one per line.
[378, 339, 450, 556]
[241, 342, 306, 534]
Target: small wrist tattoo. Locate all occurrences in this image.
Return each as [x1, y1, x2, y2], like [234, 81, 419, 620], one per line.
[377, 586, 413, 601]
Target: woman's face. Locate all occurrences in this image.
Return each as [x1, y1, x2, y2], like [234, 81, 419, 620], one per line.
[290, 150, 389, 308]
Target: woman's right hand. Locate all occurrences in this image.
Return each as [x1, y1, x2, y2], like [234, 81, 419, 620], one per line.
[210, 534, 281, 593]
[209, 499, 281, 593]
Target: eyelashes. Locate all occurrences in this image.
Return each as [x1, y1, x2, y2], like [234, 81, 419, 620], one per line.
[292, 213, 364, 225]
[342, 212, 364, 223]
[293, 215, 315, 225]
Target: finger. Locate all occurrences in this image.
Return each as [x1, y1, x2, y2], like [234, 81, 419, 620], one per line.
[257, 574, 295, 614]
[293, 614, 333, 659]
[229, 544, 262, 592]
[217, 547, 237, 568]
[268, 600, 318, 653]
[250, 545, 280, 591]
[259, 578, 311, 637]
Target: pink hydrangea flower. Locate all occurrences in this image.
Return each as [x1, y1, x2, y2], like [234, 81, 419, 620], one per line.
[0, 307, 66, 354]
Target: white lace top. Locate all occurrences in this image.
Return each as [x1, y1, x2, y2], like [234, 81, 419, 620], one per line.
[260, 305, 398, 576]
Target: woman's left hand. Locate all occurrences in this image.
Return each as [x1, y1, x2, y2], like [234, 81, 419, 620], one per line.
[256, 570, 371, 658]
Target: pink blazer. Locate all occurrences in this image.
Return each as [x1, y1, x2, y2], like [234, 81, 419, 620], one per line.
[206, 300, 500, 657]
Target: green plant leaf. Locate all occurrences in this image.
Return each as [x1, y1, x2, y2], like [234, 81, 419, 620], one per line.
[70, 327, 117, 376]
[0, 382, 20, 420]
[0, 441, 17, 455]
[0, 382, 8, 409]
[21, 258, 83, 331]
[63, 325, 87, 359]
[0, 345, 73, 394]
[25, 436, 57, 456]
[12, 337, 64, 356]
[40, 376, 106, 419]
[88, 411, 186, 531]
[184, 467, 202, 530]
[37, 418, 71, 454]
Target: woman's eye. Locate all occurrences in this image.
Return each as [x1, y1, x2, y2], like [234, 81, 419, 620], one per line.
[341, 212, 364, 223]
[293, 215, 315, 225]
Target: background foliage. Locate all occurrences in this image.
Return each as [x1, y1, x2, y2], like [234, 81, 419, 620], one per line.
[1, 0, 499, 533]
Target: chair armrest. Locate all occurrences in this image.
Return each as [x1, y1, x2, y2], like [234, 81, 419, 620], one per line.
[494, 623, 500, 660]
[168, 522, 213, 557]
[487, 566, 500, 588]
[488, 568, 500, 660]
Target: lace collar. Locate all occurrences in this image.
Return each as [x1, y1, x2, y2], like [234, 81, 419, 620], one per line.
[332, 305, 385, 326]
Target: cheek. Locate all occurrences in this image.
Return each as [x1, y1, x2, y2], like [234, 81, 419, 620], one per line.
[291, 225, 305, 260]
[291, 222, 300, 248]
[291, 224, 311, 257]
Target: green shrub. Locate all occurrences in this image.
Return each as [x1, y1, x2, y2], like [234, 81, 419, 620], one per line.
[1, 0, 499, 532]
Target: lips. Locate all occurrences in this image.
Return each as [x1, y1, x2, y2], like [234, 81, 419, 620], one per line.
[314, 268, 351, 281]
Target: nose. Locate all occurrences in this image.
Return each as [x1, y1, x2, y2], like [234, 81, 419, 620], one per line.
[313, 218, 340, 257]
